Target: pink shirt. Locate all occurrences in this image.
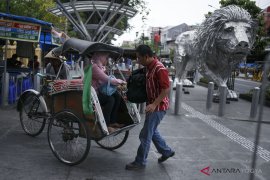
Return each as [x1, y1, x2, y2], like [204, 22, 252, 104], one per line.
[92, 63, 124, 92]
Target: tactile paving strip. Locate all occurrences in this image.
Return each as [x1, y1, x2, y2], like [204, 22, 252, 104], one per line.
[182, 103, 270, 162]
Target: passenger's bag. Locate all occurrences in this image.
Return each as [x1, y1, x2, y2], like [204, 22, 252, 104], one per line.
[126, 67, 147, 103]
[99, 75, 117, 96]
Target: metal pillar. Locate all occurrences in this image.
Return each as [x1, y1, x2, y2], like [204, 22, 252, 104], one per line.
[249, 87, 260, 119]
[174, 83, 182, 115]
[1, 72, 9, 106]
[1, 0, 10, 107]
[206, 82, 214, 111]
[34, 73, 40, 92]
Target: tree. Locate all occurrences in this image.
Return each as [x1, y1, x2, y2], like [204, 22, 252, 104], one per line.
[219, 0, 268, 57]
[169, 48, 175, 63]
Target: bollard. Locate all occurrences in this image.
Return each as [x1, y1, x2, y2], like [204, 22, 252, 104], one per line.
[206, 82, 214, 111]
[140, 102, 145, 114]
[174, 83, 182, 115]
[169, 79, 173, 110]
[80, 61, 84, 70]
[1, 72, 9, 106]
[218, 85, 227, 117]
[34, 73, 40, 92]
[250, 87, 260, 119]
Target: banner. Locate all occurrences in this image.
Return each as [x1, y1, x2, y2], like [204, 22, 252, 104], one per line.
[51, 28, 69, 46]
[0, 19, 41, 42]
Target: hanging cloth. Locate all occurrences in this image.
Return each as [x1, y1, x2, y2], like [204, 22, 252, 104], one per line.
[82, 65, 93, 115]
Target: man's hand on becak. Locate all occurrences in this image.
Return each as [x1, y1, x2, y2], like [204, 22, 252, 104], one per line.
[145, 103, 157, 113]
[117, 83, 127, 90]
[120, 80, 127, 85]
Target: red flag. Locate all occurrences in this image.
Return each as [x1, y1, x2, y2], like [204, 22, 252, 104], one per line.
[154, 33, 160, 43]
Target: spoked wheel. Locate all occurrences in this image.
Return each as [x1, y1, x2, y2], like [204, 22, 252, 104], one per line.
[47, 110, 91, 166]
[19, 93, 46, 136]
[95, 130, 129, 150]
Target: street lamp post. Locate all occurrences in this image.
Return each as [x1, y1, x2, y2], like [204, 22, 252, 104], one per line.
[142, 33, 145, 44]
[1, 0, 10, 107]
[158, 27, 161, 57]
[208, 4, 218, 9]
[135, 31, 138, 48]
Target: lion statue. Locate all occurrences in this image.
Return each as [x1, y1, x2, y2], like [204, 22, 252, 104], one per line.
[174, 5, 257, 96]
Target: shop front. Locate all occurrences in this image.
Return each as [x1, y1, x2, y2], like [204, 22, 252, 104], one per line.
[0, 12, 61, 106]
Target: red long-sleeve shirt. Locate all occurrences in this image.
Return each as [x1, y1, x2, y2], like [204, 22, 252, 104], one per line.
[146, 59, 170, 111]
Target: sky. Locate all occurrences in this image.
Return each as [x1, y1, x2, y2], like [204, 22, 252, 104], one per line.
[112, 0, 270, 46]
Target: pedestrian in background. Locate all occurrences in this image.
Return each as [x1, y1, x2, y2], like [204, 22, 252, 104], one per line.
[28, 55, 40, 74]
[7, 54, 22, 68]
[124, 57, 132, 69]
[126, 44, 175, 170]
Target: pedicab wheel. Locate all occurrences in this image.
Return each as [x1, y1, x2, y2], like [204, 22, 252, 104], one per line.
[95, 130, 129, 150]
[19, 93, 46, 137]
[47, 110, 91, 166]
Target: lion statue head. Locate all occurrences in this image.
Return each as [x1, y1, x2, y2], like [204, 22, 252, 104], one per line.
[195, 5, 257, 86]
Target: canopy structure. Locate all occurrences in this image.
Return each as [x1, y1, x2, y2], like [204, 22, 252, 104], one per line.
[48, 0, 137, 43]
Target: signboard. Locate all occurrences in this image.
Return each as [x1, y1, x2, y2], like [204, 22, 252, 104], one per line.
[51, 28, 68, 46]
[51, 34, 63, 46]
[0, 19, 41, 42]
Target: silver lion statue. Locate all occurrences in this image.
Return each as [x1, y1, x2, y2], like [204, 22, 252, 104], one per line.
[174, 5, 257, 98]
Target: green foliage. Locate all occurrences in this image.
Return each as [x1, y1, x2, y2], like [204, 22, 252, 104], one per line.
[199, 77, 210, 84]
[129, 0, 149, 23]
[169, 48, 175, 62]
[219, 0, 268, 57]
[220, 0, 261, 17]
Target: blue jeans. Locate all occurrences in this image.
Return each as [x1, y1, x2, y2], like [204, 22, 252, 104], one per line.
[135, 111, 173, 165]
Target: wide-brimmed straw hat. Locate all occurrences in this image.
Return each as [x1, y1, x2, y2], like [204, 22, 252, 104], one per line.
[44, 49, 66, 61]
[44, 50, 59, 60]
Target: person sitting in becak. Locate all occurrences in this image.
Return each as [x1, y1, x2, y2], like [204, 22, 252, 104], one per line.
[91, 52, 126, 133]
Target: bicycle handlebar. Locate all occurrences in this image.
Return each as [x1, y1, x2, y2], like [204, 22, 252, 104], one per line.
[37, 73, 56, 78]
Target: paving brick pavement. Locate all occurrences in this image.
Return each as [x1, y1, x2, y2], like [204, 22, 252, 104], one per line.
[0, 85, 269, 180]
